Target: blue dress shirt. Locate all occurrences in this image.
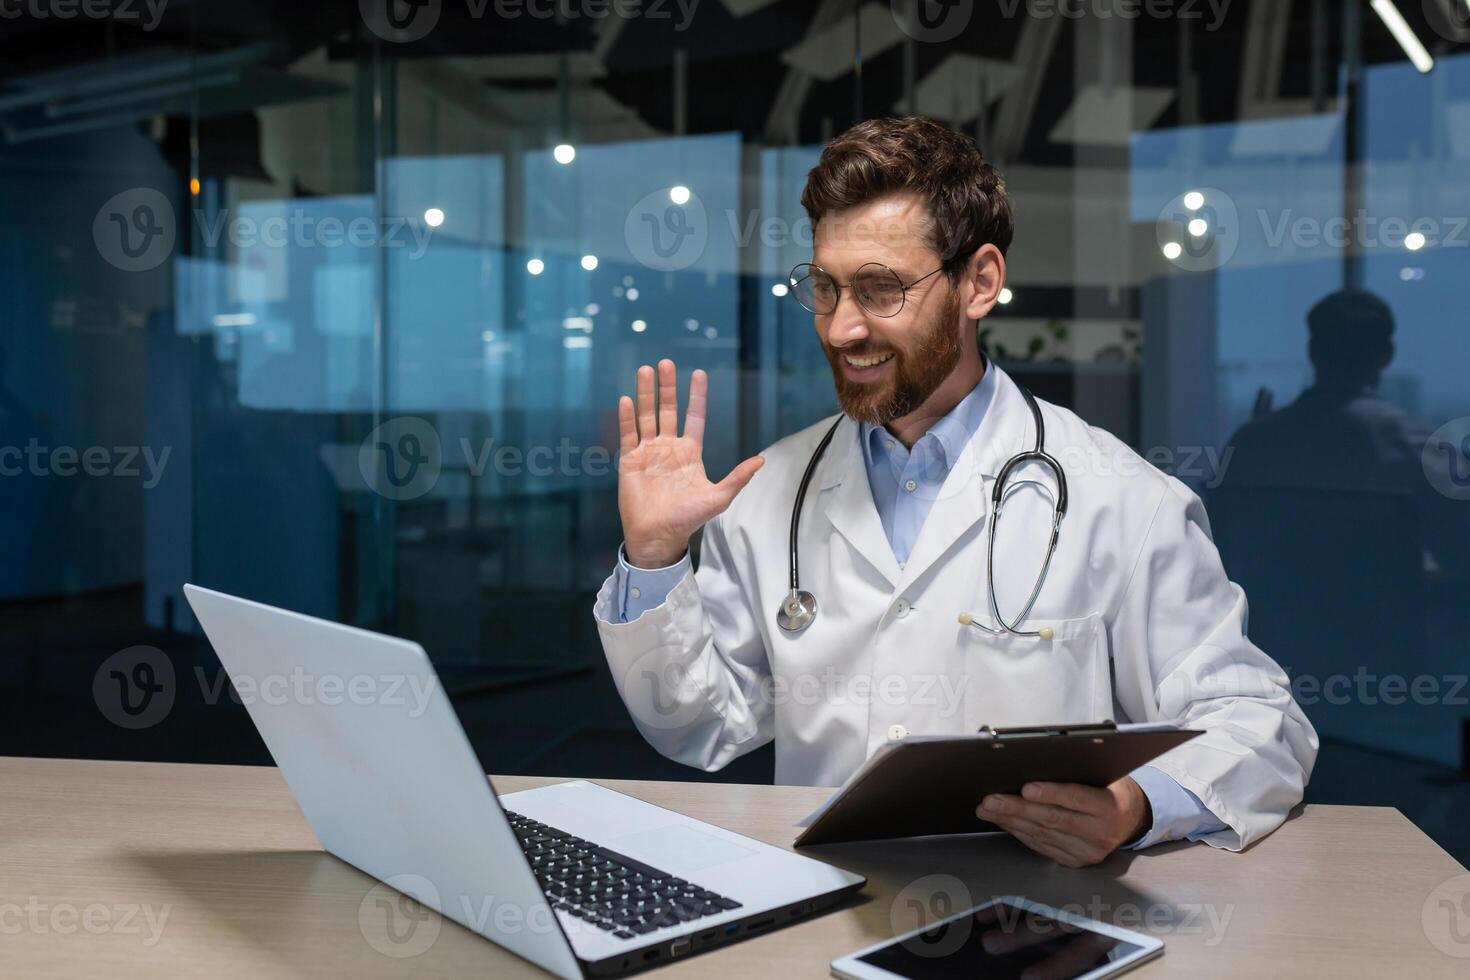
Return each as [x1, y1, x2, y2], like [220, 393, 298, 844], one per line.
[609, 370, 1226, 848]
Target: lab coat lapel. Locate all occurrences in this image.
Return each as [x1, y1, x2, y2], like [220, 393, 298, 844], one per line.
[818, 418, 903, 588]
[894, 367, 1031, 593]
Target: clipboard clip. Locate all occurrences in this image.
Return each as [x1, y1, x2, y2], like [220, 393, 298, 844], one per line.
[977, 720, 1117, 739]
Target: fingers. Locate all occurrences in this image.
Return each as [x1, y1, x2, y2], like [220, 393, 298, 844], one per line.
[657, 359, 679, 436]
[978, 794, 1104, 867]
[636, 364, 656, 442]
[1004, 824, 1093, 868]
[684, 369, 708, 447]
[1021, 781, 1112, 817]
[978, 794, 1089, 837]
[713, 455, 765, 506]
[618, 396, 638, 454]
[1006, 825, 1085, 866]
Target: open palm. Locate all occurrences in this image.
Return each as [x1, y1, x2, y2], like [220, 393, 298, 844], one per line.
[618, 359, 765, 568]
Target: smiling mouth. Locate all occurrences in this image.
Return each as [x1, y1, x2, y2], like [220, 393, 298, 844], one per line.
[843, 352, 895, 368]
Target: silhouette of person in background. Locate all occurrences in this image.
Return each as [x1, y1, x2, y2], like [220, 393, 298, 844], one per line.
[1223, 289, 1468, 578]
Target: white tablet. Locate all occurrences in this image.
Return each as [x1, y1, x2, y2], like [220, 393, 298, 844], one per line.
[831, 896, 1164, 980]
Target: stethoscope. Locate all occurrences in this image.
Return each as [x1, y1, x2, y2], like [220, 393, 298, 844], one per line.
[776, 384, 1068, 640]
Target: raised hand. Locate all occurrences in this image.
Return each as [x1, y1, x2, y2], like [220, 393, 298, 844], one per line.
[618, 359, 765, 568]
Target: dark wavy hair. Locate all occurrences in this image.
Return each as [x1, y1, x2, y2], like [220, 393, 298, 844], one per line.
[800, 116, 1014, 282]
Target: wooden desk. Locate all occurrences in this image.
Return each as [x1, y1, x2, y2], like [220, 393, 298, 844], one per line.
[5, 757, 1469, 978]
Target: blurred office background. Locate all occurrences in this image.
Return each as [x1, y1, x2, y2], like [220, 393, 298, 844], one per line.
[0, 0, 1467, 861]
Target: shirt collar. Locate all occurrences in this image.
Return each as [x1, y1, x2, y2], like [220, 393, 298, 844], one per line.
[859, 362, 997, 471]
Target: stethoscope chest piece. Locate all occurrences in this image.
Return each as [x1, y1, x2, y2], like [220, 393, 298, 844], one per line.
[777, 590, 818, 633]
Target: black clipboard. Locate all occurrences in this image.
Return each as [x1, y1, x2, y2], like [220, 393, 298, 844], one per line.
[792, 721, 1202, 847]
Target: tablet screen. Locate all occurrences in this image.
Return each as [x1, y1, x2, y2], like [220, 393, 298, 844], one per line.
[856, 901, 1145, 980]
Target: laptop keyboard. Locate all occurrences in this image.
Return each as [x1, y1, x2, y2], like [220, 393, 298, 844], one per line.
[504, 810, 743, 939]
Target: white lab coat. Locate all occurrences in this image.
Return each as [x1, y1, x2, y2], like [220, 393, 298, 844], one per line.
[594, 365, 1317, 850]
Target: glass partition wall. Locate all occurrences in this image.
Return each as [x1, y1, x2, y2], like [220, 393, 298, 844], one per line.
[1, 1, 1467, 860]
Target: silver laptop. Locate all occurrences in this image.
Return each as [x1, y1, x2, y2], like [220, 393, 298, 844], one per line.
[183, 584, 865, 978]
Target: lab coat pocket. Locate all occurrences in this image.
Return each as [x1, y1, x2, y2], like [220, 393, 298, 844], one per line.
[957, 612, 1110, 729]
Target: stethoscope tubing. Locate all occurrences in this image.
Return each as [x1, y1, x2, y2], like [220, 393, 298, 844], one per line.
[778, 382, 1068, 637]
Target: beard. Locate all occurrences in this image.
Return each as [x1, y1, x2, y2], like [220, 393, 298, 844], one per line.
[823, 288, 964, 426]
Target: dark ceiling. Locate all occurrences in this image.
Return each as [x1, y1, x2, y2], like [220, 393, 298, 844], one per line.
[0, 0, 1462, 164]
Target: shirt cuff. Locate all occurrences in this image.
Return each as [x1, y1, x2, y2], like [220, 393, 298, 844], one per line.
[615, 545, 690, 623]
[1123, 765, 1229, 850]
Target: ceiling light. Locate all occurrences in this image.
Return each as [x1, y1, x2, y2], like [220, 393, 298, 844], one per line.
[1370, 0, 1433, 73]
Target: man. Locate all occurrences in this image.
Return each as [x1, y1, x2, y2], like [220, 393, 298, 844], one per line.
[1224, 289, 1469, 578]
[594, 117, 1316, 867]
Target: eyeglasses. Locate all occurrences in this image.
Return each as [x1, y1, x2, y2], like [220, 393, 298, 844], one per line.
[787, 262, 944, 318]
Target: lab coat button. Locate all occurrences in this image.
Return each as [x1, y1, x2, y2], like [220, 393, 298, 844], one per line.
[887, 724, 908, 741]
[890, 597, 911, 619]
